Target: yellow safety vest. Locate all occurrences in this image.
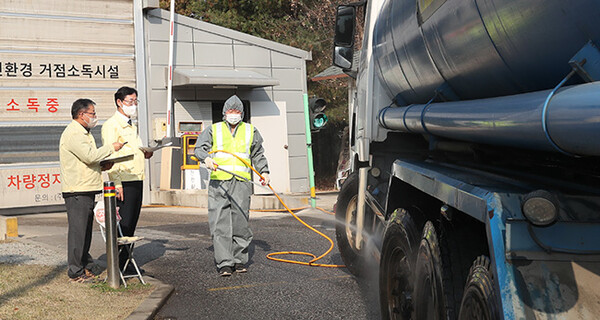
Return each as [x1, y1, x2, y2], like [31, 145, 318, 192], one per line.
[211, 122, 254, 180]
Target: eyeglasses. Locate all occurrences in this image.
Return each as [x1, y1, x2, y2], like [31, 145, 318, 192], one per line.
[83, 112, 97, 116]
[122, 99, 140, 106]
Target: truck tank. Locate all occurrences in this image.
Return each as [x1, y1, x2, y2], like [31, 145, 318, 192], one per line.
[373, 0, 600, 103]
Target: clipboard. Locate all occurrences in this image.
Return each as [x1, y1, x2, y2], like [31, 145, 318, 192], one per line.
[100, 153, 134, 166]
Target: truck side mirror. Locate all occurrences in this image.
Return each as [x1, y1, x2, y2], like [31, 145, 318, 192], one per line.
[333, 5, 356, 69]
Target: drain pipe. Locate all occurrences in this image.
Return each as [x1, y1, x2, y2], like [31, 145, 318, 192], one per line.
[303, 93, 317, 208]
[165, 0, 175, 138]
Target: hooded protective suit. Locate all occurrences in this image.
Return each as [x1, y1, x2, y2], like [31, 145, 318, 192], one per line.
[194, 95, 269, 272]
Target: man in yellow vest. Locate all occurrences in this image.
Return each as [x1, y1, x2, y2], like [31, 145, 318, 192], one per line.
[194, 95, 270, 276]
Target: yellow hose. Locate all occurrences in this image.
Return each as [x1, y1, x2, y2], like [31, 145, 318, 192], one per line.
[251, 206, 335, 216]
[206, 150, 344, 268]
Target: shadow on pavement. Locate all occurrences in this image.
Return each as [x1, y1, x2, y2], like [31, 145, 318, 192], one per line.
[96, 239, 190, 269]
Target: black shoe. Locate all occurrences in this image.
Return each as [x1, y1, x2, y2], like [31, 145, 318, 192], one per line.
[234, 263, 247, 273]
[219, 266, 233, 277]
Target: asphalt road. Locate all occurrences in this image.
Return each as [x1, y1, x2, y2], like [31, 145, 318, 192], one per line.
[14, 193, 381, 320]
[132, 207, 381, 320]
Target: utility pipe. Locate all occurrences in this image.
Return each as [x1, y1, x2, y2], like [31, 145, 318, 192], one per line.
[303, 94, 317, 208]
[166, 0, 175, 138]
[379, 82, 600, 157]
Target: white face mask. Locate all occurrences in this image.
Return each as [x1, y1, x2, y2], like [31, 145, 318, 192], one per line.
[226, 113, 242, 125]
[84, 114, 98, 129]
[122, 104, 137, 117]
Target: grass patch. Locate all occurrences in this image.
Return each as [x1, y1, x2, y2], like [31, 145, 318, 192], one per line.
[0, 264, 154, 319]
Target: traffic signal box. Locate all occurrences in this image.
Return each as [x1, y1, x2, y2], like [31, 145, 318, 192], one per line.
[308, 97, 328, 132]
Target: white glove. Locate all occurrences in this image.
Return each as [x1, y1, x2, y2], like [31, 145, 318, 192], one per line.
[204, 157, 217, 171]
[260, 173, 270, 186]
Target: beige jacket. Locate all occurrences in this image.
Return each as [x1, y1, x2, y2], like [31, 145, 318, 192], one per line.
[101, 112, 145, 188]
[59, 120, 113, 193]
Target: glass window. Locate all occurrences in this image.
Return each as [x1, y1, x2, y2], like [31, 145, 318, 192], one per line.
[334, 6, 356, 47]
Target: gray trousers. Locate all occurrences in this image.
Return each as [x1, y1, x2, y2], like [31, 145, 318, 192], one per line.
[64, 193, 96, 278]
[208, 178, 253, 269]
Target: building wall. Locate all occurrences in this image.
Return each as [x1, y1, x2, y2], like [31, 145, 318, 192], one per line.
[144, 10, 310, 194]
[0, 0, 137, 212]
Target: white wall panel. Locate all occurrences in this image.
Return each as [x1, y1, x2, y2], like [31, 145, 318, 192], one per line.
[272, 69, 304, 91]
[193, 29, 231, 44]
[193, 43, 234, 67]
[0, 0, 133, 20]
[234, 44, 271, 68]
[0, 17, 133, 54]
[271, 51, 303, 68]
[286, 134, 307, 158]
[273, 91, 304, 112]
[148, 41, 194, 66]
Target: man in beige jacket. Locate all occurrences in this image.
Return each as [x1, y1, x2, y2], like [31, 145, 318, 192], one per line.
[101, 86, 152, 273]
[59, 98, 123, 283]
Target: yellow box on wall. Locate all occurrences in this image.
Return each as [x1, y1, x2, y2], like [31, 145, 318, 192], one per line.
[182, 134, 200, 170]
[1, 217, 18, 239]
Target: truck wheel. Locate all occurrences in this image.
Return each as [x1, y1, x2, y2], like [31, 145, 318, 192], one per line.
[412, 221, 446, 319]
[335, 172, 365, 276]
[379, 208, 420, 319]
[413, 220, 473, 319]
[458, 256, 500, 320]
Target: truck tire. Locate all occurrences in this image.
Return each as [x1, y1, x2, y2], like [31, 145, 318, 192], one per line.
[412, 221, 447, 319]
[412, 220, 468, 319]
[379, 208, 420, 320]
[458, 256, 500, 320]
[335, 172, 365, 276]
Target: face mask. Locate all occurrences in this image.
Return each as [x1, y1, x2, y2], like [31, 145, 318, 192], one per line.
[226, 114, 242, 125]
[122, 104, 137, 117]
[84, 114, 98, 129]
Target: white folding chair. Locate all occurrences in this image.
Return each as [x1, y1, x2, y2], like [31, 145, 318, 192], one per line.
[93, 201, 145, 287]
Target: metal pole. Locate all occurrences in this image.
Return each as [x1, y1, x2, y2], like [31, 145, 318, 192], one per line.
[355, 167, 368, 250]
[166, 0, 175, 138]
[103, 181, 120, 289]
[303, 93, 317, 208]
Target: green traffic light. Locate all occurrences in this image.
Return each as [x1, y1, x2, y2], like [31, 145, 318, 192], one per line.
[313, 114, 328, 128]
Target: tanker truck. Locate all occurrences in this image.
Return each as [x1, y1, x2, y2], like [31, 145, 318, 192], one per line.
[331, 0, 600, 319]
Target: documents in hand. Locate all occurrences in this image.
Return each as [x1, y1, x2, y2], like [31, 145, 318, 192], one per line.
[139, 141, 173, 153]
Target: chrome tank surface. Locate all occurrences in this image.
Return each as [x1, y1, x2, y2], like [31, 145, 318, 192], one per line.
[373, 0, 600, 103]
